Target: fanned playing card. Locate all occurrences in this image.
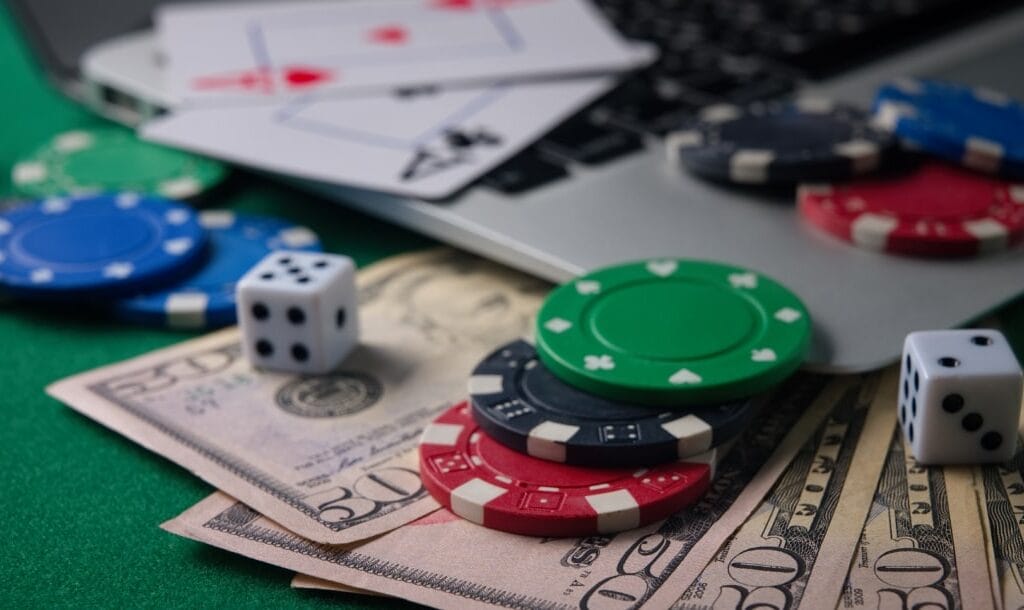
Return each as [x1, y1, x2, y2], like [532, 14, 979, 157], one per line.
[158, 0, 640, 105]
[143, 76, 620, 199]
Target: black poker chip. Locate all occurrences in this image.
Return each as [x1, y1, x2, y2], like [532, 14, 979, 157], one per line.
[665, 98, 898, 185]
[467, 339, 760, 467]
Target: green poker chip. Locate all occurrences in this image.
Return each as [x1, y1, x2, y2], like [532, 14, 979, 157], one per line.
[11, 128, 228, 200]
[535, 259, 811, 406]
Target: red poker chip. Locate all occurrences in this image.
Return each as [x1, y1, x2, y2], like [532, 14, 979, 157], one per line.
[418, 402, 712, 537]
[798, 162, 1024, 257]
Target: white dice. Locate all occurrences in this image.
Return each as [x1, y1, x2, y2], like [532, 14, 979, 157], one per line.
[236, 251, 359, 374]
[899, 329, 1022, 465]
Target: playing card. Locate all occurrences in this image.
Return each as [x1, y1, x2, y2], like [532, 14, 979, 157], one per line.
[157, 0, 640, 105]
[141, 76, 618, 199]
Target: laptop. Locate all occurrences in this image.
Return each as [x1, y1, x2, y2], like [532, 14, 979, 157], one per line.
[9, 0, 1024, 373]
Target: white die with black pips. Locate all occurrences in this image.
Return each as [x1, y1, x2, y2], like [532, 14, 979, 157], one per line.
[899, 329, 1023, 465]
[236, 250, 359, 374]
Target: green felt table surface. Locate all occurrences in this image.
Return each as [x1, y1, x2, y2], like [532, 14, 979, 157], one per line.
[0, 4, 428, 607]
[3, 4, 1024, 608]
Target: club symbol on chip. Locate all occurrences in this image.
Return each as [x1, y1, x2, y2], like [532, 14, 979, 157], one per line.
[728, 272, 758, 289]
[584, 355, 615, 371]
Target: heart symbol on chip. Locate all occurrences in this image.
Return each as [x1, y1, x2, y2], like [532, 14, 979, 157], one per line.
[669, 369, 702, 385]
[728, 272, 758, 289]
[576, 280, 601, 295]
[646, 260, 677, 277]
[751, 348, 777, 362]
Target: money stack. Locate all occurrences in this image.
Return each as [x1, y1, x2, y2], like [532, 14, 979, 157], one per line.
[418, 258, 813, 537]
[47, 249, 1009, 609]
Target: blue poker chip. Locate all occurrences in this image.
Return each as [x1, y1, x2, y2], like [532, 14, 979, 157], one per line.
[873, 78, 1024, 178]
[665, 98, 898, 185]
[0, 192, 207, 298]
[113, 210, 321, 329]
[468, 339, 759, 467]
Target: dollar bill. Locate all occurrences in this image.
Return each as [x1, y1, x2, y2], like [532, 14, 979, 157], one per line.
[161, 374, 878, 609]
[47, 248, 548, 544]
[290, 573, 386, 596]
[667, 368, 896, 610]
[979, 437, 1024, 610]
[839, 432, 994, 610]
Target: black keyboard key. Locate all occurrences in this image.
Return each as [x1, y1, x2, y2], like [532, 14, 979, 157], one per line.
[538, 116, 644, 165]
[480, 149, 569, 195]
[727, 76, 796, 105]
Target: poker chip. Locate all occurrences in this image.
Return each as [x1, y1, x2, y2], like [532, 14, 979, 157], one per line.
[469, 339, 759, 466]
[112, 211, 322, 329]
[665, 99, 896, 184]
[419, 402, 714, 537]
[798, 161, 1024, 257]
[872, 78, 1024, 179]
[535, 259, 811, 406]
[0, 193, 207, 298]
[11, 128, 228, 200]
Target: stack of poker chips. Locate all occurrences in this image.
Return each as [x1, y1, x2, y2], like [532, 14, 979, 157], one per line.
[1, 127, 324, 328]
[418, 258, 812, 537]
[665, 79, 1024, 259]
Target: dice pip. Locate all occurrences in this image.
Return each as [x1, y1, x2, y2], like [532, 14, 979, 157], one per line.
[899, 329, 1022, 465]
[237, 251, 359, 374]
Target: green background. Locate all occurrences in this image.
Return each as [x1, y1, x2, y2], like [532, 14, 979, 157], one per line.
[0, 4, 426, 607]
[2, 4, 1024, 607]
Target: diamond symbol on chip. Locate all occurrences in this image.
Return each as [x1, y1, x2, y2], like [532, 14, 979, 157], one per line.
[576, 280, 601, 295]
[669, 369, 702, 385]
[774, 308, 802, 323]
[41, 198, 70, 214]
[752, 348, 777, 362]
[31, 268, 54, 284]
[646, 260, 677, 277]
[103, 262, 134, 279]
[115, 192, 141, 208]
[165, 209, 191, 225]
[544, 318, 572, 334]
[164, 237, 194, 256]
[728, 272, 758, 289]
[584, 354, 615, 371]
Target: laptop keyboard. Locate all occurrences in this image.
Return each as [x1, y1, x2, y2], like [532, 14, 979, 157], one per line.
[480, 0, 993, 197]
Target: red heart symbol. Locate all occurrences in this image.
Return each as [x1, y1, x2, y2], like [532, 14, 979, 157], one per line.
[282, 66, 334, 89]
[431, 0, 474, 10]
[368, 25, 409, 45]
